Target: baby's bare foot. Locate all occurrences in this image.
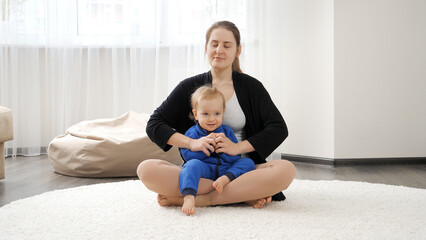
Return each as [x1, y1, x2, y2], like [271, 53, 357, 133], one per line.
[212, 176, 230, 194]
[157, 194, 184, 206]
[182, 195, 196, 215]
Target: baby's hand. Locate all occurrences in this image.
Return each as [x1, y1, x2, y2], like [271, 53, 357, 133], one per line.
[190, 136, 215, 156]
[207, 133, 218, 140]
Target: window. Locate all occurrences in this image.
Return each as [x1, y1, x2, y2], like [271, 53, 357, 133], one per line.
[1, 0, 248, 46]
[77, 0, 155, 36]
[1, 0, 46, 34]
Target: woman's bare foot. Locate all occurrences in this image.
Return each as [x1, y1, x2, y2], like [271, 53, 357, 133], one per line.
[157, 194, 184, 206]
[182, 195, 196, 215]
[157, 194, 212, 208]
[212, 176, 230, 194]
[245, 196, 272, 209]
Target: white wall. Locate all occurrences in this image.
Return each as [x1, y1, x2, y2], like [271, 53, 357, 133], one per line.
[260, 0, 335, 159]
[264, 0, 426, 159]
[334, 0, 426, 158]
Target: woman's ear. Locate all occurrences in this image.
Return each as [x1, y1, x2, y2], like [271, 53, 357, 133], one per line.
[236, 45, 241, 57]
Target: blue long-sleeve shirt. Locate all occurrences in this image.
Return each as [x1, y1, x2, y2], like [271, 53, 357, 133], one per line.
[180, 123, 241, 165]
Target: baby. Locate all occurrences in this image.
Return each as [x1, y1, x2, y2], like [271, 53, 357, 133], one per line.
[179, 85, 255, 215]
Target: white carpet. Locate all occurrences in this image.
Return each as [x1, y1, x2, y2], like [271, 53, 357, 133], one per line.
[0, 179, 424, 240]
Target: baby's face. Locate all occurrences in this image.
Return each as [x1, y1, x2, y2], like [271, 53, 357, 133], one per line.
[194, 96, 224, 132]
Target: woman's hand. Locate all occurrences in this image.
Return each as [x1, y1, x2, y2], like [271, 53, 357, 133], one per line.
[188, 133, 216, 156]
[213, 133, 240, 156]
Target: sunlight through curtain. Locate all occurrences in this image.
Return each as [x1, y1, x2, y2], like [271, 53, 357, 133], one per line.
[1, 0, 263, 156]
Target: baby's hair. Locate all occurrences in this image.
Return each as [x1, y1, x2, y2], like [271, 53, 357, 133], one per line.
[191, 85, 226, 111]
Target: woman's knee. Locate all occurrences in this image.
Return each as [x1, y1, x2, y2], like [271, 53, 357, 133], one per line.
[272, 159, 296, 190]
[137, 159, 162, 182]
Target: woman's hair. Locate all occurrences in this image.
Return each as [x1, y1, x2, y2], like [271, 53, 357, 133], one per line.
[205, 21, 242, 73]
[191, 85, 226, 111]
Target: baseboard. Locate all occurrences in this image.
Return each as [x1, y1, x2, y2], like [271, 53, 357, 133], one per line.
[5, 147, 48, 157]
[5, 147, 426, 166]
[280, 154, 334, 166]
[281, 153, 426, 166]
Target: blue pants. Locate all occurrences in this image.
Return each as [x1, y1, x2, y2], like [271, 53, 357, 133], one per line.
[179, 158, 255, 197]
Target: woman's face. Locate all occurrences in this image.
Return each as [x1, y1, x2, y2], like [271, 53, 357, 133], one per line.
[206, 27, 241, 71]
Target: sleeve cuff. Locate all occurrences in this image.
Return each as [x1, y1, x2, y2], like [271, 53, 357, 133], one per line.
[224, 172, 236, 182]
[181, 188, 197, 197]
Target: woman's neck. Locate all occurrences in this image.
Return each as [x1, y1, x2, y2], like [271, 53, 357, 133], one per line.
[211, 67, 233, 84]
[211, 67, 235, 101]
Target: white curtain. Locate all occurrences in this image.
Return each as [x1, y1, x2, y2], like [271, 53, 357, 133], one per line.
[1, 0, 265, 156]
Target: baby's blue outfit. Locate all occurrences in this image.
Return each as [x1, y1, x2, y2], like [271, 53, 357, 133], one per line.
[179, 123, 255, 197]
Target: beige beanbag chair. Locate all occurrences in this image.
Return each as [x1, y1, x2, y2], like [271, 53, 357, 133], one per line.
[48, 111, 182, 177]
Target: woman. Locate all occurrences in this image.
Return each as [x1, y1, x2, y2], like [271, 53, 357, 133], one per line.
[137, 21, 296, 209]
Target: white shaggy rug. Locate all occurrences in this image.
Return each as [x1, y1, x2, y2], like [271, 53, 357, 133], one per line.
[0, 179, 424, 240]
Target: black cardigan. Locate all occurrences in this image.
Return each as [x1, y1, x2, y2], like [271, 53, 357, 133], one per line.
[146, 71, 288, 164]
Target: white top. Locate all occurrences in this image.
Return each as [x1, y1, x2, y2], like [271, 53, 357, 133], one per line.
[223, 92, 246, 143]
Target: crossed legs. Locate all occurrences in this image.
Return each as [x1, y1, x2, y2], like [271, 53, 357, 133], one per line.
[137, 159, 296, 208]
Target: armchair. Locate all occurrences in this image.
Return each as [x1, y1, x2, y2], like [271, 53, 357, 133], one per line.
[0, 106, 13, 179]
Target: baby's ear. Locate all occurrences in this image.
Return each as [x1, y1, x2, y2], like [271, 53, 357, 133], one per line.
[191, 109, 198, 121]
